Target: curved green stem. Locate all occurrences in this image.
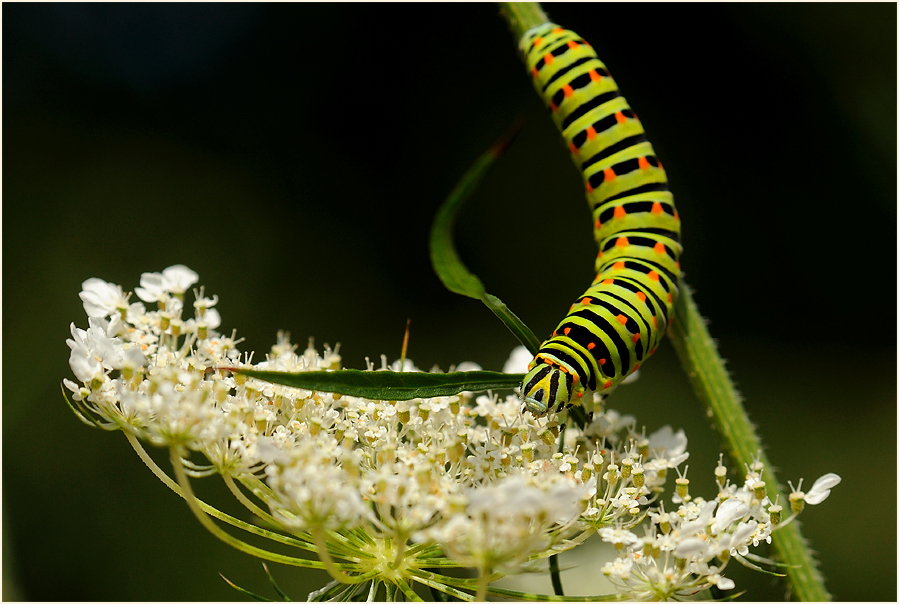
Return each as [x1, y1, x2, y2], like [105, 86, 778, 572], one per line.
[124, 432, 317, 554]
[168, 447, 333, 569]
[408, 570, 476, 602]
[497, 3, 829, 601]
[310, 527, 376, 585]
[395, 579, 424, 602]
[223, 474, 278, 526]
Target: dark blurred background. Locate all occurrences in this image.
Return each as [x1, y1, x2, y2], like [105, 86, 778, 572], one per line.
[3, 3, 895, 601]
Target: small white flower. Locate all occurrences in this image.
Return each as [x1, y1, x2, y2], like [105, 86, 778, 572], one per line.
[79, 278, 129, 319]
[455, 361, 482, 372]
[679, 499, 717, 536]
[673, 536, 707, 559]
[193, 293, 219, 312]
[159, 264, 199, 294]
[68, 345, 103, 383]
[63, 378, 86, 400]
[135, 264, 199, 302]
[602, 556, 633, 578]
[711, 498, 750, 535]
[709, 573, 735, 590]
[502, 345, 533, 374]
[647, 425, 688, 458]
[199, 308, 222, 330]
[599, 527, 640, 548]
[804, 473, 841, 505]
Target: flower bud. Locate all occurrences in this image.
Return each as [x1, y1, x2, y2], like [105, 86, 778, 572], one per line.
[715, 463, 727, 487]
[620, 458, 633, 481]
[449, 398, 460, 415]
[539, 428, 556, 446]
[675, 477, 689, 500]
[658, 513, 671, 534]
[633, 467, 645, 488]
[606, 463, 620, 487]
[642, 536, 659, 559]
[637, 437, 649, 460]
[768, 503, 782, 526]
[752, 481, 767, 501]
[448, 441, 465, 462]
[520, 442, 535, 464]
[789, 491, 805, 515]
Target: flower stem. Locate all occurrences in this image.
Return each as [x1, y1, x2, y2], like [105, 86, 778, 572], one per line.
[310, 527, 375, 585]
[223, 474, 278, 526]
[476, 569, 491, 602]
[496, 3, 830, 601]
[167, 447, 329, 569]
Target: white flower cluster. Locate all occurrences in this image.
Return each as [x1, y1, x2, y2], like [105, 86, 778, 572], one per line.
[64, 266, 839, 601]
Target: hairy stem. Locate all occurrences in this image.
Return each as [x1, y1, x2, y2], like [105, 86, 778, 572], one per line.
[668, 286, 829, 601]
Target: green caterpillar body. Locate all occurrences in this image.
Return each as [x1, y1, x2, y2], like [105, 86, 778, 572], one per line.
[518, 24, 682, 416]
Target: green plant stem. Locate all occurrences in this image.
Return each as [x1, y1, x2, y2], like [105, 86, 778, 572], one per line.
[476, 570, 491, 602]
[167, 447, 335, 570]
[497, 2, 548, 41]
[497, 3, 829, 601]
[310, 528, 375, 585]
[124, 432, 318, 553]
[668, 286, 829, 601]
[223, 474, 278, 527]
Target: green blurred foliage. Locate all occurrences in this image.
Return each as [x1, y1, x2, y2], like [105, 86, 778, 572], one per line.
[3, 3, 895, 601]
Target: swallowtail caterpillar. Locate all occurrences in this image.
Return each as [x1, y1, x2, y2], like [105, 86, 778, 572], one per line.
[518, 24, 682, 416]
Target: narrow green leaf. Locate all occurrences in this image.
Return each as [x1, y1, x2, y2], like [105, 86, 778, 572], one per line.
[261, 563, 292, 602]
[429, 119, 542, 354]
[429, 129, 512, 300]
[228, 368, 523, 401]
[481, 293, 541, 355]
[219, 573, 275, 602]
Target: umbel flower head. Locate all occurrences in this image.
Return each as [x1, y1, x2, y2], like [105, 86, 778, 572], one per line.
[63, 265, 839, 601]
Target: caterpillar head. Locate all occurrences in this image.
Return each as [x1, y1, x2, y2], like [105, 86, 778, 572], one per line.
[520, 359, 583, 416]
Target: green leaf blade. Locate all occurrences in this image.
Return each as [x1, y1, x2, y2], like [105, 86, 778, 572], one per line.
[481, 293, 541, 355]
[429, 119, 541, 354]
[428, 149, 496, 300]
[229, 368, 524, 401]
